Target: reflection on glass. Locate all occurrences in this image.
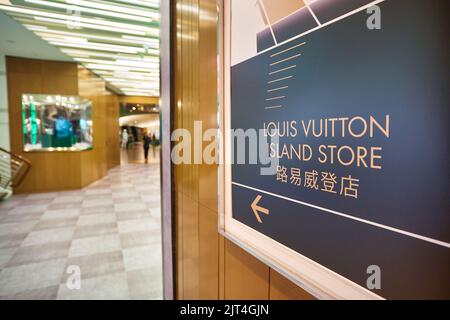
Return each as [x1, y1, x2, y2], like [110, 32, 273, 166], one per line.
[22, 94, 93, 152]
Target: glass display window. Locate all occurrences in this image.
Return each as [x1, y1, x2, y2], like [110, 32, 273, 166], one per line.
[22, 94, 93, 152]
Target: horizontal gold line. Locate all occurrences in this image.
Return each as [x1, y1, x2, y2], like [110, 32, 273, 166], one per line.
[271, 42, 306, 57]
[267, 86, 288, 93]
[265, 105, 283, 110]
[269, 65, 296, 75]
[266, 96, 285, 101]
[270, 53, 301, 66]
[268, 76, 292, 84]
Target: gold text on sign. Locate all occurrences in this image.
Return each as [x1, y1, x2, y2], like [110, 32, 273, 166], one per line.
[251, 195, 269, 223]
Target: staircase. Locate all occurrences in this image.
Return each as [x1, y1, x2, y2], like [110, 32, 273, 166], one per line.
[0, 148, 31, 200]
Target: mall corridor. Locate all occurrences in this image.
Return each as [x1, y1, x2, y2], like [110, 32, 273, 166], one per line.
[0, 159, 162, 300]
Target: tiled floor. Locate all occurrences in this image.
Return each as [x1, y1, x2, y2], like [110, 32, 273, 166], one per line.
[0, 156, 162, 300]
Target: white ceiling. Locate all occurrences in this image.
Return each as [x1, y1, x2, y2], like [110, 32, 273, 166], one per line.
[119, 113, 159, 130]
[0, 10, 72, 61]
[0, 0, 160, 97]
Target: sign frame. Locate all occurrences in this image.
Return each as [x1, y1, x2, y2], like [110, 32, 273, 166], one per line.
[217, 0, 385, 300]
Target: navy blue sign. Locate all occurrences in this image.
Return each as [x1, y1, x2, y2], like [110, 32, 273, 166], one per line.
[231, 0, 449, 299]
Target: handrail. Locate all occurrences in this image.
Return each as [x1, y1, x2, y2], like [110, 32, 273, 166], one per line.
[0, 147, 32, 189]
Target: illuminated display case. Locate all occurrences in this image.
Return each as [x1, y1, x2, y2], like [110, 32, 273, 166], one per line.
[22, 94, 93, 152]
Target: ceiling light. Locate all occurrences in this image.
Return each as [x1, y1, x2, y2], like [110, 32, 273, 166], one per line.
[104, 76, 159, 83]
[24, 0, 153, 23]
[86, 63, 153, 72]
[0, 5, 156, 32]
[59, 49, 159, 62]
[27, 26, 159, 47]
[47, 40, 142, 54]
[34, 17, 147, 36]
[65, 0, 159, 19]
[73, 58, 159, 70]
[45, 38, 146, 53]
[122, 35, 160, 45]
[115, 0, 160, 9]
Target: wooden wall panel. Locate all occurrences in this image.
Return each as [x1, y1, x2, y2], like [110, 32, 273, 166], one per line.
[41, 61, 78, 95]
[181, 193, 200, 299]
[198, 0, 219, 213]
[180, 0, 198, 201]
[224, 240, 270, 300]
[175, 192, 184, 299]
[6, 57, 120, 194]
[199, 205, 219, 299]
[78, 67, 121, 183]
[6, 57, 82, 193]
[173, 0, 219, 299]
[269, 270, 316, 300]
[219, 235, 226, 299]
[80, 150, 95, 187]
[119, 96, 159, 105]
[106, 94, 120, 170]
[173, 0, 316, 300]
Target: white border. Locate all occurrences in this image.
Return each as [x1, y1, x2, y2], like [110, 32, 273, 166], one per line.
[219, 0, 385, 300]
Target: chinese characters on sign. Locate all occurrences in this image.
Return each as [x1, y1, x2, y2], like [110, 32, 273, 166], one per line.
[276, 166, 360, 199]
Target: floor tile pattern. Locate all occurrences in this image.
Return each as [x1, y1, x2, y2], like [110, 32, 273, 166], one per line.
[0, 162, 162, 300]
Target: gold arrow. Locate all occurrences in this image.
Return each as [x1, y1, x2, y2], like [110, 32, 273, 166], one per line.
[251, 195, 269, 223]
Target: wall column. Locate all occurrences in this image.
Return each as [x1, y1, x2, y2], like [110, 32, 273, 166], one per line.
[0, 54, 9, 150]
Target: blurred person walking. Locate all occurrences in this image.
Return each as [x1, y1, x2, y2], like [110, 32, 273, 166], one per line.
[143, 133, 152, 164]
